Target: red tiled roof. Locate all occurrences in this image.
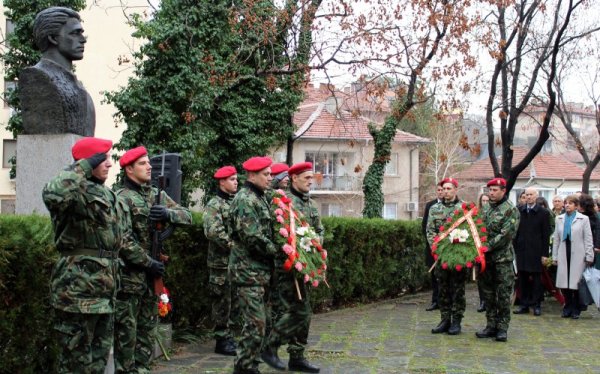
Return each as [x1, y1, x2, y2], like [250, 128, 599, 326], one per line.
[293, 85, 429, 144]
[456, 147, 600, 181]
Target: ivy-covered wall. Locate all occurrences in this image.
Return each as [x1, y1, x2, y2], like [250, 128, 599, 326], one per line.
[0, 214, 427, 372]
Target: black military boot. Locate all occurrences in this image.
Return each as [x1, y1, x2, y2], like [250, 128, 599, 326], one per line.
[477, 301, 486, 313]
[431, 319, 450, 334]
[495, 329, 508, 342]
[233, 364, 260, 374]
[447, 318, 461, 335]
[288, 357, 320, 373]
[475, 326, 497, 338]
[215, 338, 236, 356]
[260, 347, 286, 371]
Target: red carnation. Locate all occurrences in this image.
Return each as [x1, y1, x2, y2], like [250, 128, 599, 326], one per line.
[321, 252, 327, 260]
[466, 261, 473, 268]
[446, 217, 452, 222]
[433, 254, 439, 261]
[453, 238, 459, 244]
[283, 259, 293, 271]
[461, 203, 467, 209]
[476, 219, 483, 224]
[433, 236, 440, 243]
[469, 203, 475, 209]
[454, 209, 460, 215]
[455, 264, 463, 271]
[439, 226, 445, 231]
[481, 236, 487, 242]
[431, 244, 437, 251]
[281, 196, 291, 204]
[481, 227, 487, 233]
[475, 256, 481, 263]
[442, 262, 448, 270]
[480, 246, 488, 252]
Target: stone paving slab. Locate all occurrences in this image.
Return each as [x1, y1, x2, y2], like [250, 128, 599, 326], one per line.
[153, 284, 600, 373]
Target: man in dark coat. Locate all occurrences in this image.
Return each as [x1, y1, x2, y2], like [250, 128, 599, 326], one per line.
[513, 187, 550, 316]
[422, 183, 444, 311]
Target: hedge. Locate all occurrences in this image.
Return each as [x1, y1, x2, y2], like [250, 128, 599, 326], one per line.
[0, 213, 427, 372]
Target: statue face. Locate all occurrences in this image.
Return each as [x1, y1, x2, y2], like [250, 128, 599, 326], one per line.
[54, 17, 86, 61]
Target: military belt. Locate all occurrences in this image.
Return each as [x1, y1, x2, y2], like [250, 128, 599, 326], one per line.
[60, 248, 119, 259]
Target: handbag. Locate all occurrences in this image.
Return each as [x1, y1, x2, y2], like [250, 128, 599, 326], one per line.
[582, 266, 600, 308]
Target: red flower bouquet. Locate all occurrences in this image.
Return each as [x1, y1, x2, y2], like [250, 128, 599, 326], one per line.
[431, 202, 487, 272]
[272, 189, 328, 288]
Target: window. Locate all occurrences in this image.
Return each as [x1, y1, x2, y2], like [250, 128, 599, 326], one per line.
[385, 153, 398, 175]
[305, 151, 338, 176]
[322, 203, 342, 217]
[3, 139, 16, 168]
[383, 203, 397, 220]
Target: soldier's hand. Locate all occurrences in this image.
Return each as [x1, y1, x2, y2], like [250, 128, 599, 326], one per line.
[149, 205, 169, 222]
[147, 259, 165, 277]
[86, 152, 107, 169]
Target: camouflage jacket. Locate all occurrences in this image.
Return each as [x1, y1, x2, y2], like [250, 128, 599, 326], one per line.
[42, 159, 131, 313]
[229, 181, 277, 286]
[289, 186, 324, 242]
[116, 177, 192, 294]
[482, 196, 520, 263]
[204, 189, 234, 269]
[426, 197, 463, 247]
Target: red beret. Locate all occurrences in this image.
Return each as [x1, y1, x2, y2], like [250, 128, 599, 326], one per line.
[270, 163, 289, 175]
[440, 177, 458, 188]
[119, 146, 148, 167]
[71, 137, 112, 161]
[288, 162, 313, 176]
[242, 156, 272, 172]
[487, 177, 507, 188]
[214, 166, 237, 179]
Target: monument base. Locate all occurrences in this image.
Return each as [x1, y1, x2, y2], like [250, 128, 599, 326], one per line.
[16, 134, 82, 215]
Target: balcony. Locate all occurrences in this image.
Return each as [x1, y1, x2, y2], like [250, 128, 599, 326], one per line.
[311, 175, 362, 192]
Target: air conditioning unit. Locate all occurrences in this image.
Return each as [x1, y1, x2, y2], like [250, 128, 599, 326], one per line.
[405, 202, 418, 212]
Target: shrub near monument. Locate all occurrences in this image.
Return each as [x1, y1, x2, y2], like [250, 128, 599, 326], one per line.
[0, 214, 427, 371]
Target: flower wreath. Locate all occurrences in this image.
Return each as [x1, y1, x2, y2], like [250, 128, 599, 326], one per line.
[272, 189, 328, 288]
[432, 202, 487, 272]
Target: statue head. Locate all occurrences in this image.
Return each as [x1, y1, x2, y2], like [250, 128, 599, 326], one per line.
[33, 7, 85, 61]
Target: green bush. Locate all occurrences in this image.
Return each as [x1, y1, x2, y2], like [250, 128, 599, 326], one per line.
[0, 214, 427, 370]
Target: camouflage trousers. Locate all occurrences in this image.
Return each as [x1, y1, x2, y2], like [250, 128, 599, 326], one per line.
[479, 261, 515, 331]
[114, 288, 157, 373]
[235, 285, 268, 370]
[435, 266, 467, 322]
[53, 309, 113, 374]
[209, 268, 239, 340]
[266, 270, 311, 359]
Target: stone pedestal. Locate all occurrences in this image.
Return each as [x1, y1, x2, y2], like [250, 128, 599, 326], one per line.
[16, 134, 81, 215]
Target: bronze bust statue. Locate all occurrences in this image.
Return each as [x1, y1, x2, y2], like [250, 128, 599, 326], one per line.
[19, 7, 95, 136]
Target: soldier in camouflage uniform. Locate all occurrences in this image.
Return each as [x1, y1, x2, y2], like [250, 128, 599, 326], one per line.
[426, 178, 467, 336]
[204, 165, 239, 356]
[476, 177, 520, 342]
[114, 146, 192, 373]
[270, 163, 290, 190]
[263, 162, 322, 373]
[229, 156, 277, 374]
[43, 137, 131, 373]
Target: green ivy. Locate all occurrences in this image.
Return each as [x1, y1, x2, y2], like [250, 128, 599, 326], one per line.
[105, 0, 306, 205]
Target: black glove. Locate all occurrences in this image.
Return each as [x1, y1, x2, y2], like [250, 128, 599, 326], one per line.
[149, 205, 169, 221]
[147, 259, 165, 277]
[86, 152, 107, 169]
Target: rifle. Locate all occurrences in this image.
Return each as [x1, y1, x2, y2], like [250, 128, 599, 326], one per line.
[151, 151, 174, 296]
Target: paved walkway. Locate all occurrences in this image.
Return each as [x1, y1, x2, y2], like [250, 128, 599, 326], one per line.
[153, 285, 600, 373]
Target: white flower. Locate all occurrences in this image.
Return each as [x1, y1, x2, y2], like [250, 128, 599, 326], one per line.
[160, 293, 169, 304]
[296, 226, 309, 236]
[261, 98, 266, 103]
[275, 87, 282, 93]
[448, 228, 469, 243]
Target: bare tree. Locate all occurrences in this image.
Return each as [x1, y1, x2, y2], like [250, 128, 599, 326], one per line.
[480, 0, 600, 192]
